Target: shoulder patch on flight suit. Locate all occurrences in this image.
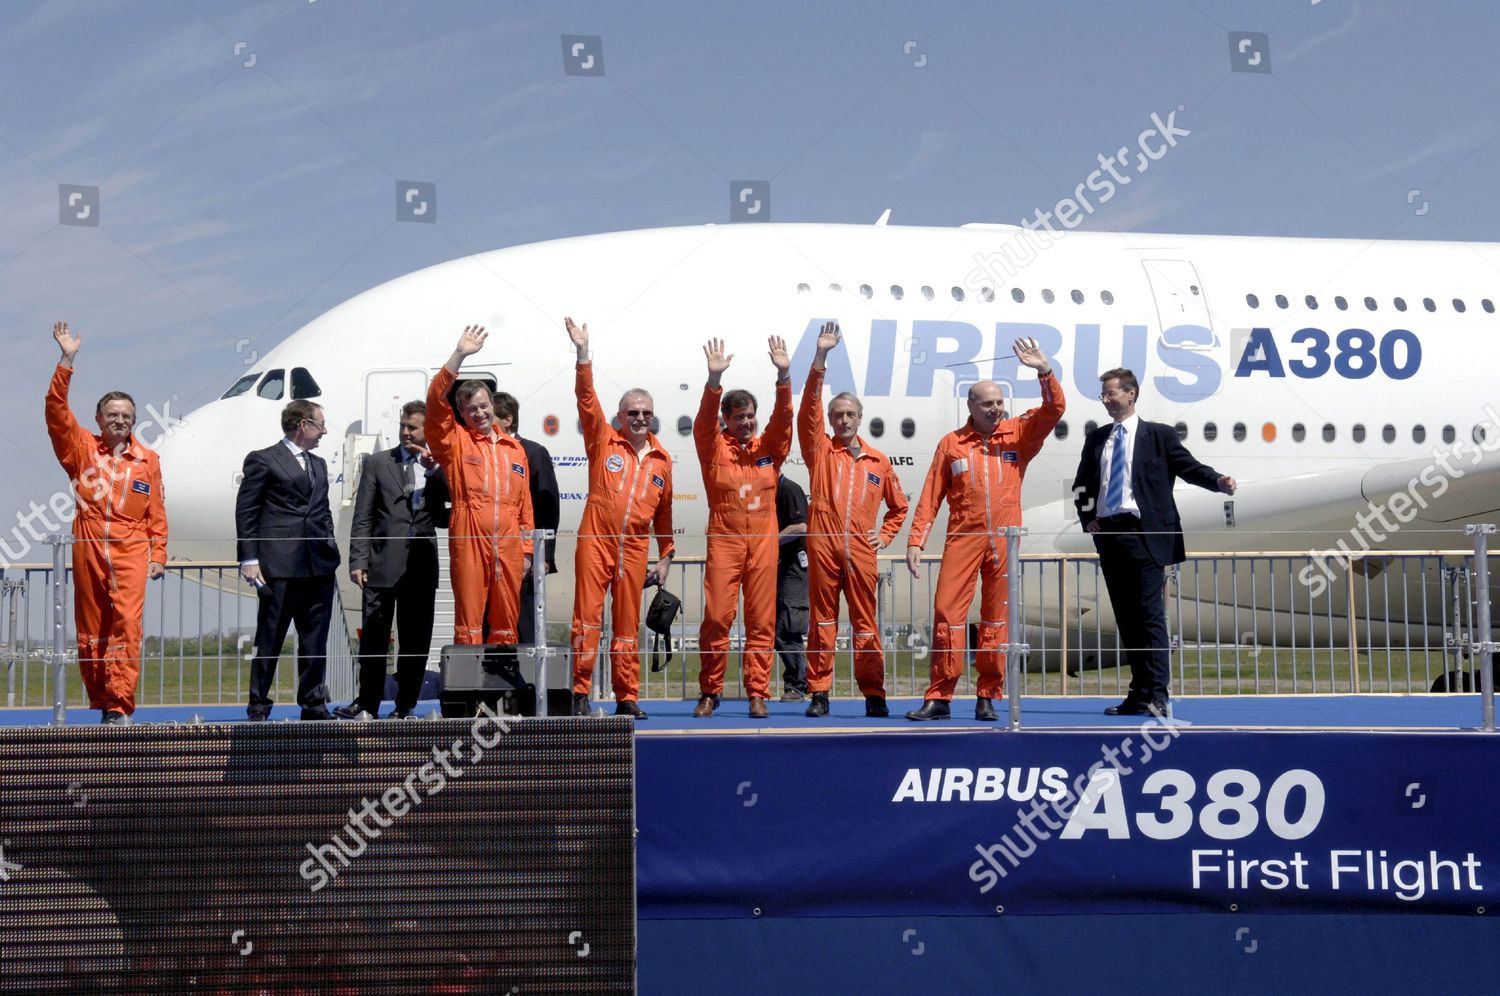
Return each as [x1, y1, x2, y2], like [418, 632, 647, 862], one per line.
[950, 458, 968, 475]
[131, 479, 151, 495]
[754, 456, 774, 467]
[651, 474, 666, 489]
[606, 454, 625, 473]
[866, 471, 881, 485]
[511, 463, 526, 477]
[1002, 451, 1019, 463]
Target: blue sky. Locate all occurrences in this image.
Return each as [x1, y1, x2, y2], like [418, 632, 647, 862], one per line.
[2, 0, 1495, 547]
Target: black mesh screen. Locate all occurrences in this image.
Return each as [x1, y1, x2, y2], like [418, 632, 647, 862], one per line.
[0, 717, 635, 992]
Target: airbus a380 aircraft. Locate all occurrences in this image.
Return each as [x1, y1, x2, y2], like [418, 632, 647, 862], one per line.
[154, 221, 1500, 641]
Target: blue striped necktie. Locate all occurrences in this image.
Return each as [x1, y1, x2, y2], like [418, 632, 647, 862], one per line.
[1106, 425, 1127, 511]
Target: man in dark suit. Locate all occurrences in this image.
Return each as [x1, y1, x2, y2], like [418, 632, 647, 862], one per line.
[494, 391, 560, 646]
[1073, 368, 1236, 716]
[238, 399, 342, 721]
[339, 400, 451, 720]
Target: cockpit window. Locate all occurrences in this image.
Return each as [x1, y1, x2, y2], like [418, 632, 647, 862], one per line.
[256, 369, 285, 401]
[221, 372, 260, 399]
[291, 367, 322, 400]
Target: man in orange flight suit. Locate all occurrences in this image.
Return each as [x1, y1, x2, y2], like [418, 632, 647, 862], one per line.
[905, 337, 1064, 721]
[799, 321, 909, 719]
[426, 325, 534, 645]
[692, 335, 794, 719]
[45, 321, 168, 725]
[563, 317, 675, 720]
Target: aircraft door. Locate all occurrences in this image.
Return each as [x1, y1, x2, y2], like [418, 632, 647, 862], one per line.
[364, 368, 430, 449]
[1142, 259, 1215, 340]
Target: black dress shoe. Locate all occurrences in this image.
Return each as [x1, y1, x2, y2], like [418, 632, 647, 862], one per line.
[905, 699, 951, 721]
[805, 691, 829, 717]
[333, 703, 374, 720]
[615, 700, 648, 719]
[300, 706, 335, 721]
[864, 695, 889, 718]
[572, 692, 592, 717]
[1104, 697, 1168, 716]
[975, 697, 998, 721]
[387, 708, 416, 720]
[246, 712, 269, 723]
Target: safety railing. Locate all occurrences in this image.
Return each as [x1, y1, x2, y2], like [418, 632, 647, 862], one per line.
[3, 526, 1495, 731]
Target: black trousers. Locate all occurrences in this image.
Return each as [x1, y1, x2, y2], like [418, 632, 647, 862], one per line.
[355, 571, 436, 714]
[775, 572, 809, 694]
[1093, 523, 1171, 700]
[247, 575, 335, 717]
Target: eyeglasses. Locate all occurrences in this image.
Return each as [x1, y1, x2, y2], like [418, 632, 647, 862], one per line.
[624, 410, 653, 419]
[302, 419, 327, 431]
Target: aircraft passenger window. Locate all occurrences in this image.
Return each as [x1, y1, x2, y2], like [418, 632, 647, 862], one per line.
[1335, 296, 1348, 310]
[891, 285, 904, 300]
[1275, 294, 1288, 309]
[1352, 424, 1366, 443]
[1011, 288, 1025, 303]
[1232, 422, 1247, 441]
[221, 372, 260, 400]
[677, 416, 691, 437]
[900, 418, 915, 438]
[1173, 422, 1188, 441]
[1084, 420, 1098, 436]
[828, 283, 842, 293]
[1070, 289, 1085, 304]
[869, 417, 885, 438]
[1203, 422, 1218, 442]
[1474, 424, 1489, 444]
[980, 287, 995, 302]
[256, 369, 285, 401]
[1262, 423, 1276, 442]
[1042, 289, 1055, 304]
[1305, 296, 1318, 310]
[859, 284, 873, 299]
[1291, 423, 1306, 442]
[1381, 424, 1395, 443]
[797, 283, 811, 294]
[921, 286, 935, 301]
[576, 420, 584, 435]
[1246, 294, 1259, 308]
[1453, 298, 1466, 313]
[1322, 424, 1336, 442]
[1484, 299, 1495, 314]
[290, 368, 322, 400]
[1054, 421, 1069, 440]
[1364, 296, 1377, 311]
[1413, 425, 1426, 443]
[1421, 297, 1435, 312]
[1394, 297, 1407, 312]
[1443, 425, 1456, 444]
[952, 287, 965, 301]
[1101, 290, 1115, 305]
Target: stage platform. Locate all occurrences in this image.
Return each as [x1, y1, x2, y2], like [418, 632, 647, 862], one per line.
[2, 694, 1495, 992]
[0, 693, 1489, 730]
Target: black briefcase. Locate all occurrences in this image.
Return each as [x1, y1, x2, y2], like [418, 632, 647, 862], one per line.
[645, 586, 682, 673]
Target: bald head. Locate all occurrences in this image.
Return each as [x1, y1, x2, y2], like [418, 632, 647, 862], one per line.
[966, 380, 1006, 434]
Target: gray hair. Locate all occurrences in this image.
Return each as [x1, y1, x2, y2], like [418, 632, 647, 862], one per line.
[827, 391, 863, 418]
[617, 388, 654, 412]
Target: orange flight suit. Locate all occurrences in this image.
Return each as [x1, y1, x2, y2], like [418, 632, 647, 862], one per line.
[798, 367, 909, 696]
[427, 368, 534, 645]
[570, 362, 675, 702]
[908, 371, 1065, 701]
[694, 379, 793, 699]
[45, 365, 168, 715]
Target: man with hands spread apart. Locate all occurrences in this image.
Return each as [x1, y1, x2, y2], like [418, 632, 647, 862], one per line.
[798, 321, 908, 719]
[692, 335, 794, 719]
[563, 317, 675, 720]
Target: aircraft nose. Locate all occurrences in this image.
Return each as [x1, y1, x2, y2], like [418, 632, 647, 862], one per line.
[155, 400, 246, 562]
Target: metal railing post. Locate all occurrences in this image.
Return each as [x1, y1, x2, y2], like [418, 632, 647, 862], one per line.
[1005, 526, 1027, 731]
[49, 534, 70, 726]
[1466, 524, 1495, 733]
[4, 579, 21, 708]
[532, 529, 553, 717]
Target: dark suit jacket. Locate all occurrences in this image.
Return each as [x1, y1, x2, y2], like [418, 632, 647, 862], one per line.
[235, 441, 341, 578]
[348, 447, 452, 589]
[519, 436, 560, 573]
[1073, 419, 1224, 566]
